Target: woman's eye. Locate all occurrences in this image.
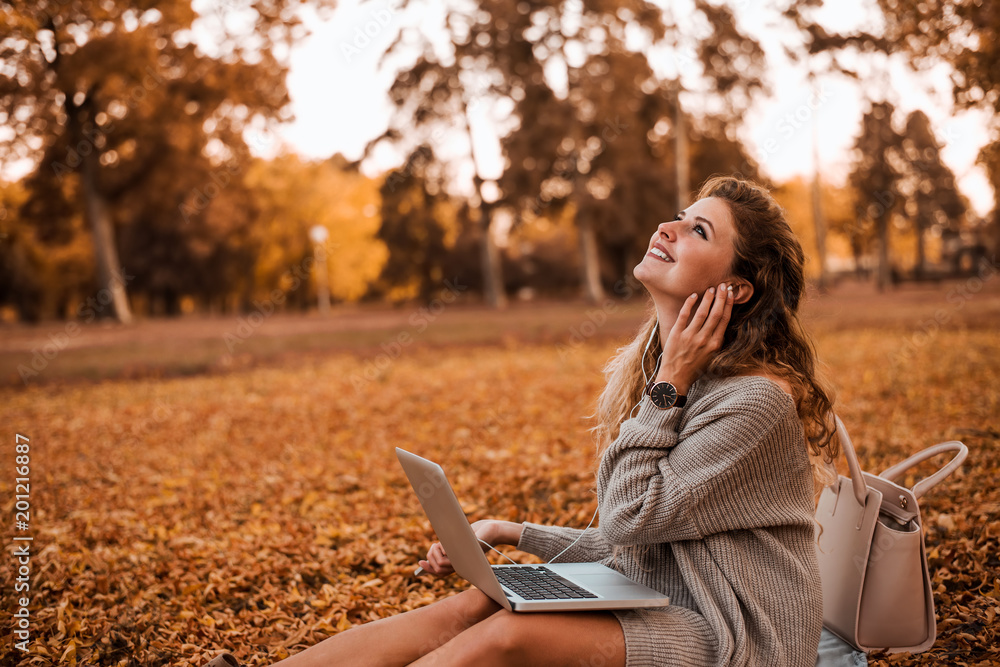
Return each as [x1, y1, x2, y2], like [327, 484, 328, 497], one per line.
[694, 224, 706, 238]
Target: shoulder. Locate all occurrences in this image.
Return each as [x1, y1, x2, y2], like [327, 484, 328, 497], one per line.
[687, 374, 796, 424]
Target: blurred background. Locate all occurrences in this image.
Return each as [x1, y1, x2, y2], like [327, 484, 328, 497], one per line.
[3, 3, 1000, 665]
[1, 0, 997, 329]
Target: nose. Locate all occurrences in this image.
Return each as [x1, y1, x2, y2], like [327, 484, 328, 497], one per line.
[656, 220, 676, 241]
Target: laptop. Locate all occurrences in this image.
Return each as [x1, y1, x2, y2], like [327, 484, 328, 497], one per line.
[396, 448, 671, 612]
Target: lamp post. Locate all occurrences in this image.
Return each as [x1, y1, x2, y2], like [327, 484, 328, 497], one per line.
[309, 225, 331, 316]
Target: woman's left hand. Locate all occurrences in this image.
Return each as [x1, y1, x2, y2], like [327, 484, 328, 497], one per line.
[656, 282, 734, 394]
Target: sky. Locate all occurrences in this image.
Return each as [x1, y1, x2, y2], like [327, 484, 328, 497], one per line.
[2, 0, 991, 218]
[256, 0, 994, 217]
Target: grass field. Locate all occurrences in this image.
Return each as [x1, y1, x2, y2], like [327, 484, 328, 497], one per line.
[1, 277, 998, 666]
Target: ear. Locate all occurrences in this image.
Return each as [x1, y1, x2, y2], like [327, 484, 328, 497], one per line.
[728, 278, 754, 305]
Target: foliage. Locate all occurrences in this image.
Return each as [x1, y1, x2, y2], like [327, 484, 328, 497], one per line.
[244, 154, 387, 305]
[787, 0, 1000, 264]
[373, 146, 460, 302]
[0, 0, 334, 318]
[786, 0, 1000, 110]
[977, 139, 1000, 255]
[771, 176, 853, 280]
[898, 111, 969, 276]
[0, 176, 99, 322]
[848, 101, 904, 288]
[364, 0, 770, 301]
[0, 286, 998, 666]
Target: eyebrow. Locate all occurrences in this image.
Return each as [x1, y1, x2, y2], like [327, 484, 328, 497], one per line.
[677, 211, 716, 237]
[695, 216, 715, 236]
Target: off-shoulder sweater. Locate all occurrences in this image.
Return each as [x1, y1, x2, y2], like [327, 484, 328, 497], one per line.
[516, 375, 823, 666]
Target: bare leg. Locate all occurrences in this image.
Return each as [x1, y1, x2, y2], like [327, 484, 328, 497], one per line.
[270, 589, 502, 667]
[410, 608, 626, 667]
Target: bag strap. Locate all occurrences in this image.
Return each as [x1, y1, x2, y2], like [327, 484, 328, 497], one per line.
[833, 415, 868, 506]
[878, 441, 968, 499]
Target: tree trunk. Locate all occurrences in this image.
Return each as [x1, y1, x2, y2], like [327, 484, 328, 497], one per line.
[674, 84, 690, 212]
[914, 223, 926, 280]
[578, 216, 605, 302]
[478, 202, 506, 309]
[81, 147, 133, 323]
[993, 210, 1000, 260]
[620, 245, 634, 291]
[810, 105, 829, 291]
[876, 215, 890, 292]
[810, 173, 828, 290]
[164, 287, 181, 316]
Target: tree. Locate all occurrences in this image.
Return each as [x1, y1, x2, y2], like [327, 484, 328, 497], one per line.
[786, 0, 1000, 257]
[979, 140, 1000, 256]
[495, 0, 767, 301]
[899, 110, 968, 278]
[243, 153, 387, 306]
[361, 16, 512, 307]
[365, 0, 769, 306]
[863, 0, 998, 111]
[372, 146, 457, 301]
[498, 48, 675, 303]
[772, 175, 856, 281]
[0, 0, 332, 321]
[0, 178, 99, 321]
[849, 101, 904, 290]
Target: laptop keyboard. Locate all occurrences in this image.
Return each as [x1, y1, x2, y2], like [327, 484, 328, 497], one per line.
[493, 566, 599, 600]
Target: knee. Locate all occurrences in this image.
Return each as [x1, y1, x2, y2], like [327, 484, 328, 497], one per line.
[434, 589, 501, 639]
[450, 588, 502, 621]
[418, 589, 501, 656]
[474, 611, 528, 662]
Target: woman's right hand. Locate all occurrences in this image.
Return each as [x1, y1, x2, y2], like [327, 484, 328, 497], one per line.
[656, 282, 734, 395]
[418, 519, 523, 576]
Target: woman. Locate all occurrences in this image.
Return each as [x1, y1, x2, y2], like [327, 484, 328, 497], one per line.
[209, 175, 838, 667]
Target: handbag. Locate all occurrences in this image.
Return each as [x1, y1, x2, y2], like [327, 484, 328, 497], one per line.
[814, 416, 968, 653]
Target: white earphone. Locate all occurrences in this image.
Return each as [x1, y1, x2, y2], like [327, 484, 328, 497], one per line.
[629, 318, 661, 420]
[547, 318, 662, 563]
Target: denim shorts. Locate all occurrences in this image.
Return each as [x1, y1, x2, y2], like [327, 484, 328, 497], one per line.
[816, 628, 867, 667]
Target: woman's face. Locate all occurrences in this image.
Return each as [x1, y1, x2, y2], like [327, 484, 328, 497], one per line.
[633, 196, 738, 300]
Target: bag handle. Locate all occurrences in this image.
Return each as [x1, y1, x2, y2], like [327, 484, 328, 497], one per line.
[833, 414, 868, 507]
[878, 440, 968, 499]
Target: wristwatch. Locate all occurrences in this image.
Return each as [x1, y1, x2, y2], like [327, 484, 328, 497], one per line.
[648, 381, 687, 410]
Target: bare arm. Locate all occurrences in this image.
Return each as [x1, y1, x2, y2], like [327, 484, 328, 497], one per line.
[418, 519, 524, 576]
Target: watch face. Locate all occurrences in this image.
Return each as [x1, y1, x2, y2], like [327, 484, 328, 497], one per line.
[650, 382, 678, 409]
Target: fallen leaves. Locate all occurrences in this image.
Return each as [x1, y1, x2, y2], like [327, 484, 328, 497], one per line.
[0, 320, 996, 666]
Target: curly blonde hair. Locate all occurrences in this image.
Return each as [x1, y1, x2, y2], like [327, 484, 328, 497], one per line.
[592, 176, 838, 486]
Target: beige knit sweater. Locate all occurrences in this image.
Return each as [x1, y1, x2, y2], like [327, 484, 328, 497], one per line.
[516, 375, 823, 666]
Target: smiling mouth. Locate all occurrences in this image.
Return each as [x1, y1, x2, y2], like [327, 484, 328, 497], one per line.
[649, 246, 674, 262]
